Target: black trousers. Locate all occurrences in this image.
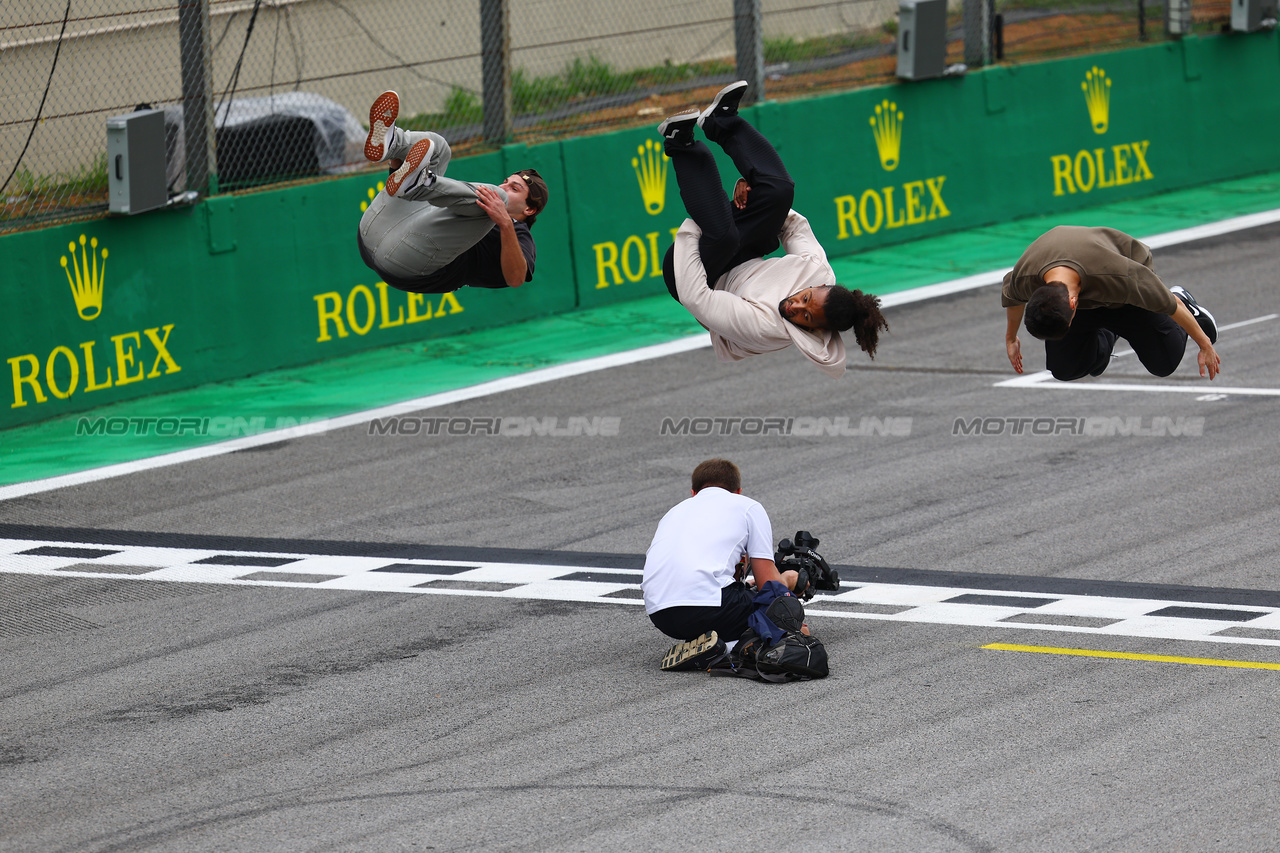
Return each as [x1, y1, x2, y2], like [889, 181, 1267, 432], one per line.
[649, 582, 755, 642]
[1046, 306, 1188, 381]
[661, 113, 795, 300]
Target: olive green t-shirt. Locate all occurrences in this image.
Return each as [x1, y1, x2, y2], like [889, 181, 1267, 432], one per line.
[1001, 226, 1178, 315]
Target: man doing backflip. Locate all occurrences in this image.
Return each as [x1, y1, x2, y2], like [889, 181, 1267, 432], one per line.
[356, 91, 549, 295]
[658, 81, 888, 379]
[1004, 226, 1220, 381]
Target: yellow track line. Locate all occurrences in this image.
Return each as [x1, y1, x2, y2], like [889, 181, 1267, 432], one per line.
[983, 643, 1280, 671]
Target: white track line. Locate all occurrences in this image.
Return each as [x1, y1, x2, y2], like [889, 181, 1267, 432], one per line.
[4, 208, 1279, 500]
[1109, 314, 1280, 360]
[994, 314, 1280, 395]
[0, 337, 709, 501]
[999, 382, 1280, 397]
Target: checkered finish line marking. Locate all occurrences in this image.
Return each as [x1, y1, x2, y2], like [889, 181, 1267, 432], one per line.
[5, 537, 1280, 649]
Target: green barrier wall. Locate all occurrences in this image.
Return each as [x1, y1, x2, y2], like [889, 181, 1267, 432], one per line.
[3, 33, 1277, 429]
[2, 143, 575, 428]
[775, 32, 1280, 255]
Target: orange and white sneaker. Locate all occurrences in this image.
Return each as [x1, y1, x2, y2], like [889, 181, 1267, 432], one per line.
[385, 137, 435, 197]
[364, 90, 400, 162]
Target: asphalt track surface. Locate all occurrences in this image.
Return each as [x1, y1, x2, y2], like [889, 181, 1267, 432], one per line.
[3, 222, 1280, 852]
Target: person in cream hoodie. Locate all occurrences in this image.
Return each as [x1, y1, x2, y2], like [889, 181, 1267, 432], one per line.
[658, 81, 888, 379]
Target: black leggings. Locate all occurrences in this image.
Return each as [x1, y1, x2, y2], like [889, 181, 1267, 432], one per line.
[662, 113, 795, 300]
[1046, 306, 1188, 381]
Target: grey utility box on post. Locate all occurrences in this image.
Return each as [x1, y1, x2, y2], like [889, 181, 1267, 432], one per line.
[107, 108, 168, 215]
[897, 0, 948, 80]
[1232, 0, 1279, 31]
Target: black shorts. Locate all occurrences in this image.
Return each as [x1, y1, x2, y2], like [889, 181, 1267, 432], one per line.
[649, 582, 755, 642]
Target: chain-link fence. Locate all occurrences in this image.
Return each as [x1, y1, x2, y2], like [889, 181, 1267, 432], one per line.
[1, 0, 1235, 234]
[996, 0, 1232, 62]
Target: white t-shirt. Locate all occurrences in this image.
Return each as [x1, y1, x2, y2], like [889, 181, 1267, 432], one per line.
[642, 487, 775, 615]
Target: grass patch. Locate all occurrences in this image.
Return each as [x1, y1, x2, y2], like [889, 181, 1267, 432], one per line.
[399, 53, 735, 131]
[999, 0, 1143, 10]
[1, 153, 109, 222]
[763, 31, 892, 63]
[8, 153, 108, 198]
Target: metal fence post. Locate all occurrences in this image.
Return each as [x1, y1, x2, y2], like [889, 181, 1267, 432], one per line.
[986, 0, 995, 63]
[964, 0, 996, 67]
[734, 0, 764, 105]
[178, 0, 216, 195]
[481, 0, 513, 145]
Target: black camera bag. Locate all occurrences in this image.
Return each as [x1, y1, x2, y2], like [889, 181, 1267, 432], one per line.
[709, 583, 830, 681]
[752, 592, 829, 681]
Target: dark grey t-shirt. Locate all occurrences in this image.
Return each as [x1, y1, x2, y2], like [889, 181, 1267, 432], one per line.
[359, 221, 536, 295]
[1001, 226, 1177, 315]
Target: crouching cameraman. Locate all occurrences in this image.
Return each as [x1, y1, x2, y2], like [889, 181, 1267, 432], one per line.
[642, 458, 801, 671]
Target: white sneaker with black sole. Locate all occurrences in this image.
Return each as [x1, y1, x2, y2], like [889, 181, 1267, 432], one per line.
[1170, 286, 1218, 344]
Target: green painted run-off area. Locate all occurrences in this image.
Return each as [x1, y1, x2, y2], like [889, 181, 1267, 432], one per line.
[4, 168, 1279, 487]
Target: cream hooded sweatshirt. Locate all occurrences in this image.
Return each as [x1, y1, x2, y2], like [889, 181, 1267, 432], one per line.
[672, 209, 846, 378]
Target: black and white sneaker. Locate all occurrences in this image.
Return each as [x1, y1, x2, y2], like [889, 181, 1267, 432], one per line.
[1170, 286, 1218, 344]
[657, 110, 700, 147]
[660, 630, 725, 672]
[698, 80, 749, 127]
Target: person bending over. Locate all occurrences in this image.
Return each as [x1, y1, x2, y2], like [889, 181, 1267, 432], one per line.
[1004, 225, 1220, 381]
[642, 458, 800, 672]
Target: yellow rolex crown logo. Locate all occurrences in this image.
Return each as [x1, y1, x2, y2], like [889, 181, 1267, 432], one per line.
[60, 233, 106, 321]
[632, 138, 668, 215]
[1082, 66, 1111, 135]
[870, 100, 904, 172]
[361, 180, 386, 212]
